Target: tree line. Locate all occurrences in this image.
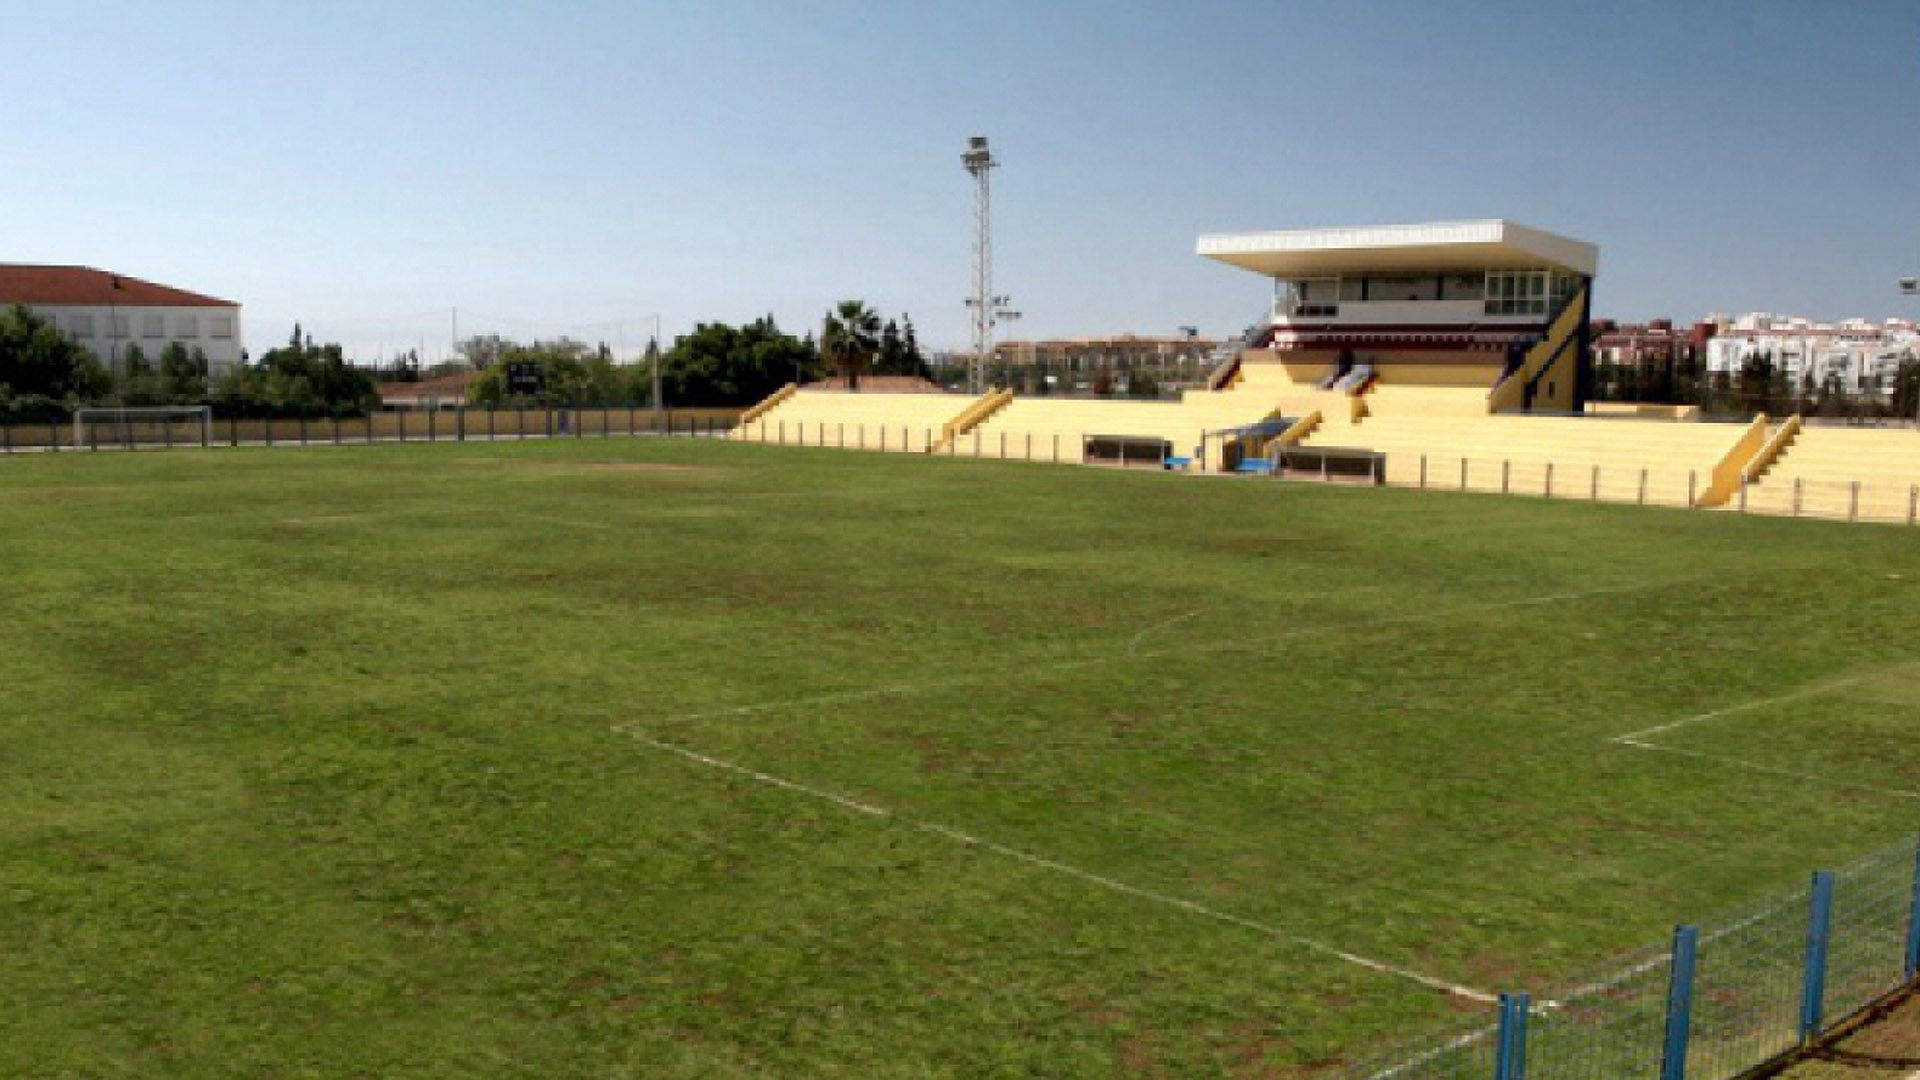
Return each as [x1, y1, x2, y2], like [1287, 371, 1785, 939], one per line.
[0, 300, 930, 421]
[1590, 344, 1920, 421]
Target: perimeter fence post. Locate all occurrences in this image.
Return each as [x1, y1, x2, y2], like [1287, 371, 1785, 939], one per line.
[299, 411, 308, 446]
[1420, 453, 1428, 488]
[1689, 470, 1697, 507]
[1849, 481, 1860, 522]
[428, 409, 437, 443]
[1661, 924, 1700, 1080]
[1907, 484, 1916, 526]
[1591, 465, 1599, 501]
[1800, 870, 1836, 1044]
[1795, 478, 1804, 517]
[51, 419, 61, 451]
[1545, 462, 1554, 499]
[332, 414, 342, 444]
[3, 423, 11, 453]
[1904, 831, 1920, 981]
[1502, 459, 1511, 495]
[1494, 992, 1531, 1080]
[1640, 468, 1649, 505]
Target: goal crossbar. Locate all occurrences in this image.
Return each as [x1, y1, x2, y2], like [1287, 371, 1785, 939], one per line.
[72, 406, 214, 449]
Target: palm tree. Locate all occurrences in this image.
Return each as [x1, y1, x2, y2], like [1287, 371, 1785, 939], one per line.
[821, 300, 881, 392]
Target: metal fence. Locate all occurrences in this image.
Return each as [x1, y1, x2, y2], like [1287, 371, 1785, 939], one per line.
[1331, 833, 1920, 1080]
[0, 405, 742, 453]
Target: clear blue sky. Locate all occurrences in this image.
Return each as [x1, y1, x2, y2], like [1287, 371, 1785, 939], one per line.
[5, 0, 1918, 361]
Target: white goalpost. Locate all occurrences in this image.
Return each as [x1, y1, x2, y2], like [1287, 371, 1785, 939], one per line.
[72, 406, 213, 450]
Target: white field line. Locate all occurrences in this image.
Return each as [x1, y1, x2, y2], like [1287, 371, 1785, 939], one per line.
[615, 724, 1495, 1003]
[1610, 674, 1880, 744]
[665, 576, 1695, 726]
[1544, 902, 1790, 1006]
[276, 513, 382, 527]
[1614, 738, 1920, 800]
[1127, 608, 1205, 655]
[1608, 664, 1920, 801]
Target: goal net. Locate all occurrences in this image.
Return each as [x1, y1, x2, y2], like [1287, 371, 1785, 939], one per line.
[72, 406, 213, 450]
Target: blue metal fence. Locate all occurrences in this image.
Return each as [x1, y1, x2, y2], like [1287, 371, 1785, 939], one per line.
[1335, 833, 1919, 1080]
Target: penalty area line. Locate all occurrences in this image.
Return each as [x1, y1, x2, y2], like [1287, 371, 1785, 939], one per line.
[1614, 738, 1920, 801]
[613, 722, 1495, 1003]
[1610, 673, 1879, 744]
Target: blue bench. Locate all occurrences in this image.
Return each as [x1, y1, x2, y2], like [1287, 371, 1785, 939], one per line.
[1234, 456, 1278, 475]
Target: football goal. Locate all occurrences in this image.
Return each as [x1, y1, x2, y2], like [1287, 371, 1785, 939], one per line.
[72, 406, 214, 450]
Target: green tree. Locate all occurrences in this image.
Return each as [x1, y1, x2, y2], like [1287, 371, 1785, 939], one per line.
[158, 342, 208, 403]
[656, 317, 818, 406]
[458, 335, 512, 371]
[116, 343, 166, 406]
[1891, 358, 1920, 422]
[219, 329, 378, 416]
[821, 300, 880, 391]
[0, 304, 109, 418]
[467, 339, 604, 406]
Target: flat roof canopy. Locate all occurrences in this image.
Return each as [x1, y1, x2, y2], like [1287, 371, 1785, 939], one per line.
[1196, 219, 1598, 278]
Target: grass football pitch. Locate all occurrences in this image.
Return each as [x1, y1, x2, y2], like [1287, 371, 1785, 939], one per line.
[5, 437, 1919, 1079]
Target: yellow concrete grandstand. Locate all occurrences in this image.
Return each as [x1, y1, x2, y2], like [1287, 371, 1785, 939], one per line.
[1740, 425, 1920, 523]
[732, 388, 990, 452]
[732, 220, 1920, 523]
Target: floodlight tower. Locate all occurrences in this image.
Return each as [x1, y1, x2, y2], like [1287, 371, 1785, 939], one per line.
[963, 136, 1019, 393]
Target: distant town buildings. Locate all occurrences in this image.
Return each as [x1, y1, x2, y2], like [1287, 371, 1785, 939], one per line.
[1699, 313, 1920, 396]
[0, 265, 244, 377]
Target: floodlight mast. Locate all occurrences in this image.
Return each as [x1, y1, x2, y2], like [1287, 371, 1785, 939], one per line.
[963, 137, 1018, 394]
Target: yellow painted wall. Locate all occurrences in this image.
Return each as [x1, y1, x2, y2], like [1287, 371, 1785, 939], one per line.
[1488, 282, 1588, 413]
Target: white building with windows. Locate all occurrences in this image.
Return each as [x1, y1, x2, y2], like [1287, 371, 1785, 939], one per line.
[1702, 313, 1920, 397]
[0, 265, 244, 378]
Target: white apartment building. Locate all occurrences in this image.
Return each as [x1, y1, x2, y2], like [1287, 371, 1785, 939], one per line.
[1702, 312, 1919, 396]
[0, 264, 244, 378]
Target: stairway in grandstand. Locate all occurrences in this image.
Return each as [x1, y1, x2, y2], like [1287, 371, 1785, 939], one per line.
[1739, 426, 1920, 523]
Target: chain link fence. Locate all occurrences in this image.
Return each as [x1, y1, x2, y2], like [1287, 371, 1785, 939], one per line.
[1331, 834, 1919, 1080]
